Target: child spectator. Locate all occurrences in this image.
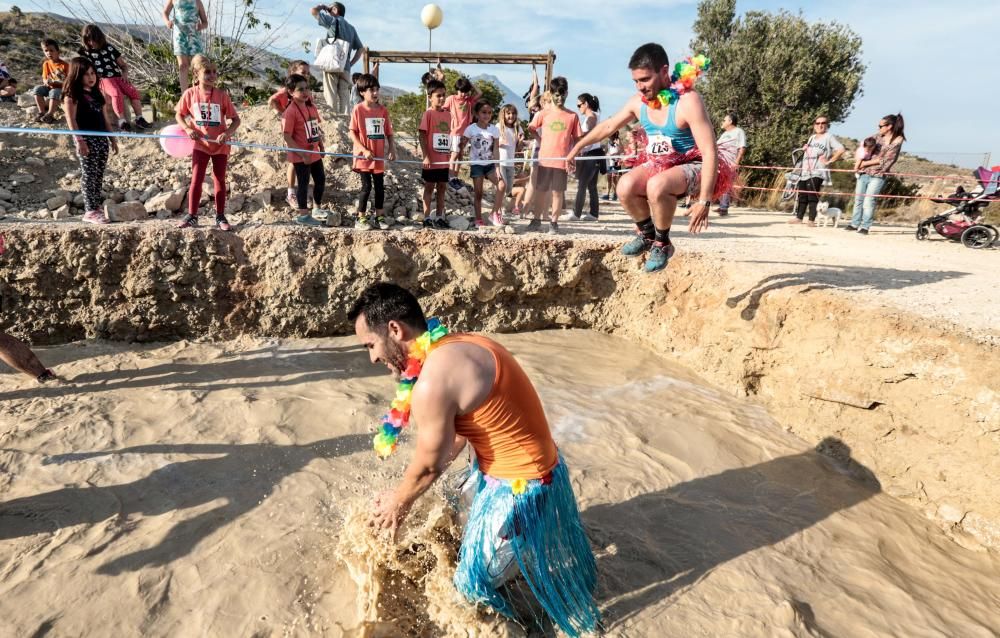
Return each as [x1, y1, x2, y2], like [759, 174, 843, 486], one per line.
[418, 78, 450, 229]
[445, 75, 480, 185]
[174, 54, 240, 230]
[79, 25, 152, 130]
[268, 60, 316, 209]
[29, 39, 69, 124]
[854, 136, 879, 176]
[526, 77, 582, 234]
[63, 56, 118, 225]
[350, 72, 363, 107]
[497, 103, 523, 215]
[350, 73, 395, 230]
[603, 131, 621, 201]
[458, 100, 505, 227]
[0, 78, 18, 103]
[281, 73, 327, 227]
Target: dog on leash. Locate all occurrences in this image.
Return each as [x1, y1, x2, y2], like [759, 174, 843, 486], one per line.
[816, 201, 843, 227]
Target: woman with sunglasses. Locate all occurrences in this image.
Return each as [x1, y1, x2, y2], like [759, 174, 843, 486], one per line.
[846, 114, 905, 234]
[791, 116, 845, 225]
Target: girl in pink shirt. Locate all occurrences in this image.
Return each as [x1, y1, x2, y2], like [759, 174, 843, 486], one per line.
[174, 54, 240, 230]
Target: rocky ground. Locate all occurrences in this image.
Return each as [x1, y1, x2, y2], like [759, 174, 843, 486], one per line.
[0, 100, 491, 228]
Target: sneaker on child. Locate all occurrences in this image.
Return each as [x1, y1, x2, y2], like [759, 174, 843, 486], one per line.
[547, 221, 560, 235]
[559, 212, 581, 222]
[490, 212, 506, 227]
[579, 213, 598, 221]
[295, 214, 322, 227]
[82, 210, 109, 225]
[311, 207, 328, 222]
[376, 216, 391, 230]
[215, 215, 231, 231]
[526, 218, 542, 232]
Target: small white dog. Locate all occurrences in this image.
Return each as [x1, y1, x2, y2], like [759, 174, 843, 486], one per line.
[816, 202, 843, 227]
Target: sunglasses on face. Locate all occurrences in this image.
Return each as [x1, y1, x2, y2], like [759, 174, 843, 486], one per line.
[814, 121, 828, 125]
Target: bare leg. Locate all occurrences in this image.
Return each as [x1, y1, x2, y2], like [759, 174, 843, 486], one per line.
[422, 181, 435, 217]
[178, 56, 191, 92]
[0, 332, 51, 380]
[435, 183, 446, 216]
[646, 168, 690, 230]
[617, 166, 653, 223]
[472, 175, 485, 221]
[488, 172, 504, 215]
[550, 189, 564, 223]
[34, 93, 46, 114]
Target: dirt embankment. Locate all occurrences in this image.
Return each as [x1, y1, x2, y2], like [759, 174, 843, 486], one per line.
[0, 224, 998, 551]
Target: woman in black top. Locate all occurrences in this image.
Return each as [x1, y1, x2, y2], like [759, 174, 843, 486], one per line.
[63, 57, 118, 224]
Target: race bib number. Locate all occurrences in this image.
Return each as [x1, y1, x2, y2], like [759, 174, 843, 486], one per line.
[432, 133, 450, 153]
[365, 117, 386, 140]
[646, 134, 673, 156]
[194, 102, 222, 127]
[305, 118, 321, 144]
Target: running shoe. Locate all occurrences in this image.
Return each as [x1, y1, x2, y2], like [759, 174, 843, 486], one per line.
[215, 215, 231, 231]
[858, 228, 869, 235]
[621, 234, 652, 256]
[311, 207, 328, 222]
[643, 241, 675, 273]
[526, 218, 542, 232]
[295, 213, 322, 226]
[715, 208, 729, 216]
[434, 217, 450, 230]
[177, 213, 198, 229]
[40, 113, 56, 124]
[135, 117, 152, 130]
[376, 216, 391, 230]
[355, 215, 372, 230]
[843, 225, 858, 231]
[579, 213, 598, 221]
[120, 121, 132, 132]
[422, 217, 435, 228]
[490, 211, 506, 227]
[547, 221, 560, 235]
[37, 369, 57, 383]
[448, 177, 465, 190]
[82, 210, 109, 225]
[677, 200, 689, 209]
[600, 194, 610, 201]
[559, 212, 581, 222]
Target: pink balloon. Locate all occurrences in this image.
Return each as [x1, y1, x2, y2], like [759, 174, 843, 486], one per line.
[159, 123, 194, 158]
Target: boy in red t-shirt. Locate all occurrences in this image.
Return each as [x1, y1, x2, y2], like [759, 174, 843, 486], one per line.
[268, 60, 318, 209]
[282, 73, 327, 227]
[418, 79, 451, 229]
[350, 73, 395, 230]
[527, 77, 582, 235]
[444, 76, 480, 183]
[174, 55, 241, 231]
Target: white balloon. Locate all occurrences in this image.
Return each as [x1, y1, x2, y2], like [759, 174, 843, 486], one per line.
[421, 4, 443, 29]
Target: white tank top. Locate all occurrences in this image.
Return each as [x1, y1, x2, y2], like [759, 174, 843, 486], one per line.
[581, 112, 601, 153]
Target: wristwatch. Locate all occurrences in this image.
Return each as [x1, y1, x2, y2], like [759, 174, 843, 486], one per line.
[697, 199, 711, 207]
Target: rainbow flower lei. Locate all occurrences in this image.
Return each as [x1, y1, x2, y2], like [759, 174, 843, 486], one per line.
[642, 54, 711, 110]
[373, 318, 449, 458]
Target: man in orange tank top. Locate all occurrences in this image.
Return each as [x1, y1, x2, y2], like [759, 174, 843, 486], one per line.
[350, 283, 599, 636]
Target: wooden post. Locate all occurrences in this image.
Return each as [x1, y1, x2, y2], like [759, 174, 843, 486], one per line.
[545, 50, 555, 89]
[363, 48, 370, 74]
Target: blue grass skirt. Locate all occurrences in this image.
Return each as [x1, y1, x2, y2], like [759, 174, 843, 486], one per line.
[452, 454, 600, 637]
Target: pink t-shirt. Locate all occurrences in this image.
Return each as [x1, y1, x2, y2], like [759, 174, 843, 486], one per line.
[176, 86, 238, 156]
[529, 108, 582, 170]
[444, 93, 476, 136]
[419, 108, 452, 169]
[351, 102, 393, 174]
[282, 100, 323, 164]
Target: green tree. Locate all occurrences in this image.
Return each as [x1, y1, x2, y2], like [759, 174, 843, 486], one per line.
[691, 0, 866, 188]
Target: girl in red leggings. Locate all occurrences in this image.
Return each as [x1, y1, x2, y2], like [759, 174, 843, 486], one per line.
[175, 54, 240, 230]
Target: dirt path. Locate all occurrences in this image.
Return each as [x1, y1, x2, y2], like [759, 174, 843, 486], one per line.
[541, 196, 1000, 342]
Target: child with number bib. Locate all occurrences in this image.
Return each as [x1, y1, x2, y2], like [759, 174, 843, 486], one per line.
[458, 100, 505, 228]
[281, 74, 326, 227]
[418, 78, 451, 229]
[268, 60, 318, 210]
[350, 73, 395, 230]
[62, 56, 118, 225]
[174, 54, 240, 230]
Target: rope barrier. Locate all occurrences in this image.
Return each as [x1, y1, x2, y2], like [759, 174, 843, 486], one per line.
[738, 163, 982, 183]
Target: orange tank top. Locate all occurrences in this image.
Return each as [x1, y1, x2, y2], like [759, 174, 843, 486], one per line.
[439, 334, 558, 480]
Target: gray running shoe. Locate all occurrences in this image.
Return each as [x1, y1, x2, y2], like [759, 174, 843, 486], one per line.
[643, 242, 676, 272]
[621, 234, 652, 256]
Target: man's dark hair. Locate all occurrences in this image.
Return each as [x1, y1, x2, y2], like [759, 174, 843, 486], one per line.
[41, 38, 60, 50]
[726, 112, 738, 126]
[628, 43, 669, 71]
[356, 73, 379, 92]
[348, 283, 428, 334]
[331, 2, 346, 16]
[425, 79, 445, 95]
[455, 76, 474, 94]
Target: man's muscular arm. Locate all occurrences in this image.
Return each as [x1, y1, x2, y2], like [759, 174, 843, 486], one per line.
[568, 99, 638, 162]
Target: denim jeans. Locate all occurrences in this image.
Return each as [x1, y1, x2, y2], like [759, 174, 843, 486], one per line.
[851, 174, 885, 230]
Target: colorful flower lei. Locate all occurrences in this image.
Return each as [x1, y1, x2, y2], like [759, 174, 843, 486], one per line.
[373, 318, 449, 458]
[642, 54, 711, 110]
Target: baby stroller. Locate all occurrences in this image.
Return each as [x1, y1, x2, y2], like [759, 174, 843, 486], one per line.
[916, 167, 999, 249]
[780, 149, 805, 201]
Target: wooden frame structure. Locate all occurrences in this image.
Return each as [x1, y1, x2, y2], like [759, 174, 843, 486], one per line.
[362, 50, 556, 89]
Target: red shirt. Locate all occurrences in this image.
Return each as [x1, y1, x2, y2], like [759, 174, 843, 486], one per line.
[283, 100, 323, 164]
[419, 108, 452, 169]
[176, 86, 238, 155]
[444, 93, 476, 136]
[351, 101, 393, 173]
[529, 108, 582, 170]
[270, 88, 291, 113]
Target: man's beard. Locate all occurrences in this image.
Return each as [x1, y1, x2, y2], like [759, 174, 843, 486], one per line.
[386, 338, 409, 379]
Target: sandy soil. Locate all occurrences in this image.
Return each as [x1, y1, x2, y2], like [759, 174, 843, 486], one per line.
[2, 331, 999, 637]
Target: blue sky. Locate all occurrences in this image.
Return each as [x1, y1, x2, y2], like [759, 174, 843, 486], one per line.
[8, 0, 1000, 168]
